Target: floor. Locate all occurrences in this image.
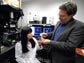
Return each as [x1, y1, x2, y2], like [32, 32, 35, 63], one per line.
[1, 54, 84, 63]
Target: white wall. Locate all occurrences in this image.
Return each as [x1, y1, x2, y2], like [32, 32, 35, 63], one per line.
[18, 0, 84, 27]
[73, 0, 84, 22]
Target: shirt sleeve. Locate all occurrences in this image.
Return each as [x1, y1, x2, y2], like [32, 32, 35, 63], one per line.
[15, 42, 26, 63]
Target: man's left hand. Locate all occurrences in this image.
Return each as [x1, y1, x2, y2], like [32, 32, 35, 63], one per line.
[41, 39, 51, 44]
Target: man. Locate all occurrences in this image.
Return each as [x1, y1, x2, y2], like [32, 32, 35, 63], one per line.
[39, 2, 84, 63]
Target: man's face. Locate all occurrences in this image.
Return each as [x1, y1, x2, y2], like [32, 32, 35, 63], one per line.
[58, 9, 73, 24]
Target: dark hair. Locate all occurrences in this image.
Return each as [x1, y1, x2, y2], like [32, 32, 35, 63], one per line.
[59, 2, 77, 15]
[21, 26, 35, 53]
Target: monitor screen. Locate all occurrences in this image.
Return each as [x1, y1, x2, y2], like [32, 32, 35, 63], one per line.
[30, 25, 43, 38]
[43, 25, 54, 33]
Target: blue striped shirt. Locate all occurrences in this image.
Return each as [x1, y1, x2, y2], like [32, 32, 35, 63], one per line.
[53, 24, 65, 40]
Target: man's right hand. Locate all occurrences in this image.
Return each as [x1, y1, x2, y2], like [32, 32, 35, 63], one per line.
[40, 32, 48, 38]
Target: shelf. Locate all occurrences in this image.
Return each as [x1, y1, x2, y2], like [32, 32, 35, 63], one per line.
[0, 4, 21, 12]
[0, 45, 15, 55]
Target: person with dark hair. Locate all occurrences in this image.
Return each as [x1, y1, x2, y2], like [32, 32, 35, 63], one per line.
[15, 26, 42, 63]
[39, 2, 84, 63]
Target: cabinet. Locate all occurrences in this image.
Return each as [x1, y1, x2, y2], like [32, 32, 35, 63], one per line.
[0, 4, 23, 54]
[0, 5, 23, 33]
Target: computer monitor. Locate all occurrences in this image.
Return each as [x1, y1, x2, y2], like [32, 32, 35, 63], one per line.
[30, 25, 43, 38]
[43, 25, 54, 33]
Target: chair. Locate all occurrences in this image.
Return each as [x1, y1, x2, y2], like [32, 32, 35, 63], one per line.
[8, 56, 18, 63]
[8, 46, 18, 63]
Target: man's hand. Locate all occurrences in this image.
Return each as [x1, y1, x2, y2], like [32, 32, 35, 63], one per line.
[43, 39, 51, 44]
[38, 38, 50, 45]
[40, 32, 48, 38]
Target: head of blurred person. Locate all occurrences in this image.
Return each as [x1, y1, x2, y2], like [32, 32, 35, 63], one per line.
[59, 2, 77, 24]
[21, 26, 35, 53]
